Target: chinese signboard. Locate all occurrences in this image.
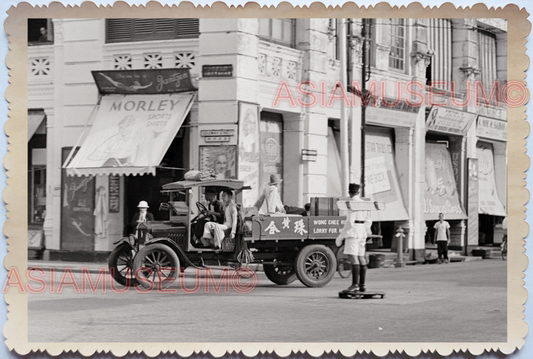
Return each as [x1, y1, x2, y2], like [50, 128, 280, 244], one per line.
[252, 216, 345, 240]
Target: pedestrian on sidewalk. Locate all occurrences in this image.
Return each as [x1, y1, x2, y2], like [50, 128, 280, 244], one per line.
[434, 212, 451, 264]
[335, 183, 372, 293]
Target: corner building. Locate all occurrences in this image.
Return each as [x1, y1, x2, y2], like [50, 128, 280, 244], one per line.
[27, 17, 507, 260]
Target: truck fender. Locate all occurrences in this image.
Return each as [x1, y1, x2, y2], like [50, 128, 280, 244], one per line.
[144, 237, 198, 269]
[112, 235, 136, 248]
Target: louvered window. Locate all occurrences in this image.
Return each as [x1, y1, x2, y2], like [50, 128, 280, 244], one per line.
[106, 19, 199, 43]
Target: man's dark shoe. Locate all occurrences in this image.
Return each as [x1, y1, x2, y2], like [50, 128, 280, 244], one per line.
[342, 284, 359, 293]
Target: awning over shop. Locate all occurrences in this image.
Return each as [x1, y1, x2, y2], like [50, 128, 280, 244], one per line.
[364, 129, 409, 222]
[66, 92, 195, 176]
[476, 144, 506, 217]
[424, 143, 467, 220]
[28, 111, 45, 142]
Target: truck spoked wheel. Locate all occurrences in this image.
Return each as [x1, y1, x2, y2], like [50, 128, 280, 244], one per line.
[108, 242, 139, 287]
[263, 263, 297, 285]
[294, 245, 336, 287]
[133, 243, 180, 289]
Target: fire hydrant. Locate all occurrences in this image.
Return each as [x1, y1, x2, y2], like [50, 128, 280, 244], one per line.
[395, 226, 406, 268]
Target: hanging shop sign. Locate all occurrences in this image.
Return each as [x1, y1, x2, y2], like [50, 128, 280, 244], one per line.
[365, 97, 420, 128]
[92, 68, 195, 95]
[476, 116, 507, 141]
[426, 107, 477, 135]
[202, 64, 233, 78]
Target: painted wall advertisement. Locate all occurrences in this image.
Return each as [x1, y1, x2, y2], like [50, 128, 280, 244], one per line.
[476, 143, 506, 216]
[238, 103, 260, 208]
[424, 143, 466, 220]
[364, 129, 409, 221]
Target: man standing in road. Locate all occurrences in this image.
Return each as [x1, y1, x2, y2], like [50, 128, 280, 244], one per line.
[336, 183, 372, 293]
[434, 212, 451, 264]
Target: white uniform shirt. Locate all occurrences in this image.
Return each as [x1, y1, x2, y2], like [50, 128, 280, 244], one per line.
[338, 195, 372, 240]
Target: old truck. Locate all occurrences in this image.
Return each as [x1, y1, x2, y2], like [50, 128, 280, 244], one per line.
[108, 179, 371, 288]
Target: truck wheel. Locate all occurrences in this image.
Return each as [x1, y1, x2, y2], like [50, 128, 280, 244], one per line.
[108, 242, 139, 287]
[133, 243, 180, 289]
[263, 263, 297, 285]
[294, 245, 337, 287]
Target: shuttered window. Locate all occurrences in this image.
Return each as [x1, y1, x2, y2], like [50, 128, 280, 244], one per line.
[478, 28, 497, 95]
[428, 19, 452, 90]
[106, 19, 199, 43]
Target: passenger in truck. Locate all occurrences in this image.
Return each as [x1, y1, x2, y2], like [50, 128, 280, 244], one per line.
[201, 188, 238, 249]
[194, 187, 225, 246]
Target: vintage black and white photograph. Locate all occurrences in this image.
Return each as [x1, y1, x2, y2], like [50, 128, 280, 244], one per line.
[3, 3, 529, 356]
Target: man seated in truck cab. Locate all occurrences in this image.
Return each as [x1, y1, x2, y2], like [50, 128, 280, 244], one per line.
[194, 187, 225, 245]
[201, 188, 238, 249]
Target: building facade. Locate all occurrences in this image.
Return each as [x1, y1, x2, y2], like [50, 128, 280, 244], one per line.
[27, 17, 507, 260]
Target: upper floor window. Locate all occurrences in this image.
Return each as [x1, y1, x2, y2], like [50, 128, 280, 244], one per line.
[105, 19, 199, 43]
[258, 19, 295, 47]
[28, 19, 53, 46]
[427, 19, 452, 90]
[389, 18, 405, 71]
[477, 28, 497, 95]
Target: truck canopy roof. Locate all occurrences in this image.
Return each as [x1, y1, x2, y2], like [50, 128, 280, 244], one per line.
[162, 179, 248, 191]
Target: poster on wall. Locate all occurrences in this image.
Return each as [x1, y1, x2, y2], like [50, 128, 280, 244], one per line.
[424, 143, 466, 220]
[476, 143, 506, 216]
[61, 148, 95, 251]
[199, 145, 237, 180]
[364, 130, 409, 221]
[238, 103, 260, 208]
[259, 115, 283, 196]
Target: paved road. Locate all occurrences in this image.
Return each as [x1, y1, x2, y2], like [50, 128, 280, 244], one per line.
[27, 259, 506, 343]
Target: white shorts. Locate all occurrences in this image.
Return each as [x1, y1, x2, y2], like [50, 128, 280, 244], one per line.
[343, 237, 366, 256]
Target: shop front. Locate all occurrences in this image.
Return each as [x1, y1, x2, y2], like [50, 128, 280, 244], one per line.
[28, 110, 47, 257]
[424, 106, 477, 250]
[62, 68, 196, 256]
[361, 97, 419, 252]
[475, 115, 507, 246]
